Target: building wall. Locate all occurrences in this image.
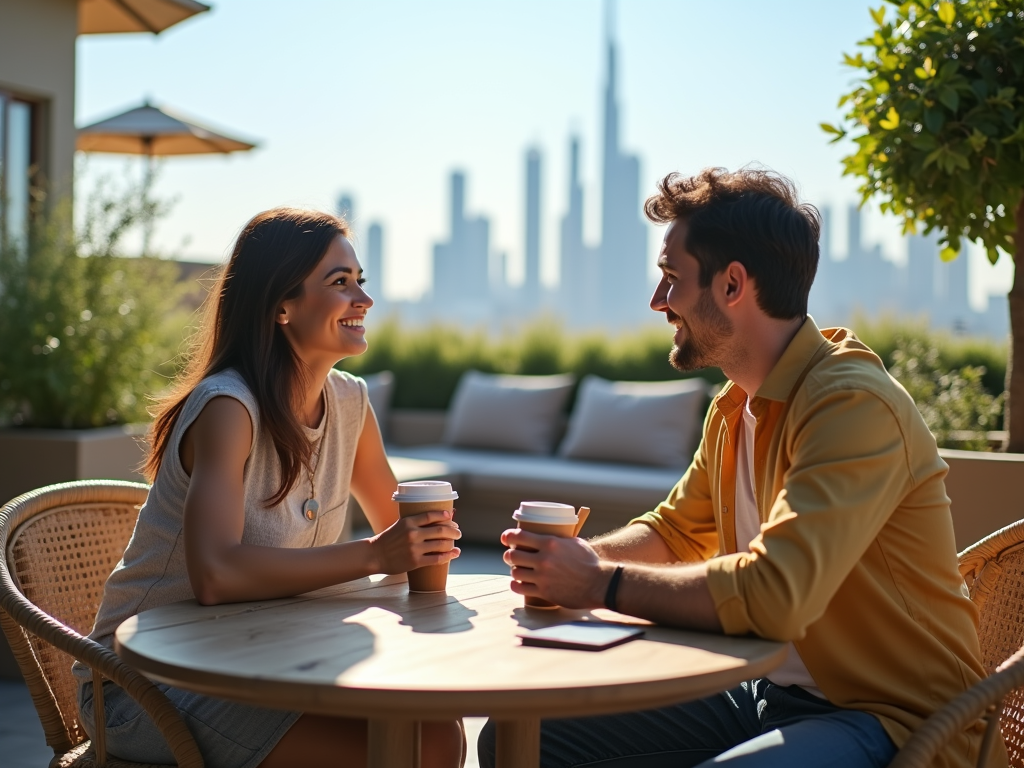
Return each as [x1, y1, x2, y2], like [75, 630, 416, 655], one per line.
[0, 0, 78, 199]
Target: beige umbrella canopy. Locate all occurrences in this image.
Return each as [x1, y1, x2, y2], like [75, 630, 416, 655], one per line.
[77, 101, 258, 251]
[78, 0, 211, 35]
[76, 102, 257, 157]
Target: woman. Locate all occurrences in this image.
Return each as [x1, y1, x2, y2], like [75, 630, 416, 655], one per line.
[74, 208, 464, 767]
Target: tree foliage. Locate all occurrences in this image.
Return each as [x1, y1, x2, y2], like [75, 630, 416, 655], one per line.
[822, 0, 1024, 263]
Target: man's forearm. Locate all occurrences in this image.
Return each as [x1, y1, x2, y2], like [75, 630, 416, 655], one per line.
[611, 560, 723, 633]
[590, 522, 680, 564]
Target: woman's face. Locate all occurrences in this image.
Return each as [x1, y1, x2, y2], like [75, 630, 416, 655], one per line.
[277, 235, 373, 369]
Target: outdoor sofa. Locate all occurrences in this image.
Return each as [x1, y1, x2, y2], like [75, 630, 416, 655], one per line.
[360, 370, 711, 544]
[359, 370, 1024, 550]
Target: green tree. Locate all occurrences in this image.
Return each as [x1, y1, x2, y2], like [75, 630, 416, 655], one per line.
[823, 0, 1024, 448]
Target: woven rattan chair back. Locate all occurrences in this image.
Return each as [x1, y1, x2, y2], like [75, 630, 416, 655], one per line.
[959, 518, 1024, 766]
[5, 490, 144, 749]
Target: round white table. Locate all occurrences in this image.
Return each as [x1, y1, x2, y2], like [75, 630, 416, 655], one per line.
[115, 574, 786, 768]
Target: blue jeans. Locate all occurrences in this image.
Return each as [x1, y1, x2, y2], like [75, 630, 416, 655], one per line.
[478, 679, 897, 768]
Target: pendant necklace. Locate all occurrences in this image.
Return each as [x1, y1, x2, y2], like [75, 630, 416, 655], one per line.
[303, 391, 328, 522]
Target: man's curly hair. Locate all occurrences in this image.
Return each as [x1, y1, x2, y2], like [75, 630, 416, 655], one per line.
[645, 167, 821, 320]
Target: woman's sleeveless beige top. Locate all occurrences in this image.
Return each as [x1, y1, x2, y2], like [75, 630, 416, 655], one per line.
[77, 368, 367, 672]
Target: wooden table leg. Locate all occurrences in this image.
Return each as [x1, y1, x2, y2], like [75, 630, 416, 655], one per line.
[495, 718, 540, 768]
[368, 719, 420, 768]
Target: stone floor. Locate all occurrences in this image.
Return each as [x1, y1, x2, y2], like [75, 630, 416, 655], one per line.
[0, 543, 507, 768]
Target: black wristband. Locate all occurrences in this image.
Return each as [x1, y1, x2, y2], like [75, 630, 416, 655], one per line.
[604, 564, 625, 612]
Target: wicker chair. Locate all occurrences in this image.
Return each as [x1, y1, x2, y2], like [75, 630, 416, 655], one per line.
[0, 480, 202, 768]
[890, 518, 1024, 767]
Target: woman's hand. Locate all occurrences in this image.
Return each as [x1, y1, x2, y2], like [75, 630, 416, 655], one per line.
[369, 509, 462, 575]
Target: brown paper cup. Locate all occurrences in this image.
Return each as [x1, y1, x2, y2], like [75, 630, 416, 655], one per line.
[517, 519, 577, 609]
[398, 498, 455, 593]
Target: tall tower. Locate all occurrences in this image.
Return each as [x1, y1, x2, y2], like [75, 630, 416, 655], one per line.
[432, 171, 491, 312]
[598, 0, 648, 324]
[847, 203, 862, 261]
[560, 136, 598, 323]
[337, 194, 355, 224]
[366, 222, 384, 302]
[907, 230, 938, 314]
[524, 147, 542, 305]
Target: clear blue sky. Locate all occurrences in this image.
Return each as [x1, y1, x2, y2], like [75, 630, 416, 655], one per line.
[75, 0, 1013, 307]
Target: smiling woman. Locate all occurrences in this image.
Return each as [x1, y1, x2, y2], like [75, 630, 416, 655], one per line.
[69, 207, 465, 768]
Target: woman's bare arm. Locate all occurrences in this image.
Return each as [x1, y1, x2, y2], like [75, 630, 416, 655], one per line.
[348, 404, 400, 534]
[181, 396, 459, 605]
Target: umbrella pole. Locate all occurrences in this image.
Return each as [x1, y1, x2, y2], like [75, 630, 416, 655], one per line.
[142, 137, 153, 256]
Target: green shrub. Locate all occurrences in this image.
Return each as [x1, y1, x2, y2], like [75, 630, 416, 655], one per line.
[344, 315, 1009, 453]
[0, 186, 187, 428]
[339, 316, 725, 409]
[851, 315, 1007, 400]
[887, 337, 1004, 451]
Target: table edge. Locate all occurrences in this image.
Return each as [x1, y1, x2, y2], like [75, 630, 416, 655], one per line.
[115, 635, 788, 721]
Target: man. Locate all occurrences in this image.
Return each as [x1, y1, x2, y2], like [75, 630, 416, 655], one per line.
[480, 168, 1000, 768]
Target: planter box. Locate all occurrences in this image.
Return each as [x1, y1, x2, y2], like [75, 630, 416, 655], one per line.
[0, 424, 148, 680]
[940, 449, 1024, 551]
[0, 424, 148, 508]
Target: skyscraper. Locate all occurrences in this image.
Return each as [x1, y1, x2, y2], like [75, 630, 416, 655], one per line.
[524, 148, 542, 306]
[432, 171, 491, 312]
[337, 194, 354, 223]
[366, 222, 384, 302]
[907, 230, 938, 314]
[598, 7, 648, 323]
[559, 136, 599, 323]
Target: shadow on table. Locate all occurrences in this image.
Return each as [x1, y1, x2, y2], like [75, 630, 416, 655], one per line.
[399, 597, 478, 634]
[510, 606, 593, 631]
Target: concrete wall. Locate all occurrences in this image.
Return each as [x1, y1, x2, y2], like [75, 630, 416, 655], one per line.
[0, 0, 78, 199]
[940, 449, 1024, 552]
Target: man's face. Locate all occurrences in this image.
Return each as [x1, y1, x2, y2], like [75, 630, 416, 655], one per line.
[650, 219, 733, 372]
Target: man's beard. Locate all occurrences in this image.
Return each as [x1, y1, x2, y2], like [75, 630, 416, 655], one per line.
[669, 288, 734, 372]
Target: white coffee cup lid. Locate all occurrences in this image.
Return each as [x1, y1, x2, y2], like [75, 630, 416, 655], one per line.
[392, 480, 459, 502]
[513, 501, 577, 524]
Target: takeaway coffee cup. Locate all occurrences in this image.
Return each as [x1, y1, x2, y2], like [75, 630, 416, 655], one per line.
[392, 481, 459, 593]
[512, 501, 579, 609]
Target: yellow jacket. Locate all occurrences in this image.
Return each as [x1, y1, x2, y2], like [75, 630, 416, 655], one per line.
[633, 318, 1003, 768]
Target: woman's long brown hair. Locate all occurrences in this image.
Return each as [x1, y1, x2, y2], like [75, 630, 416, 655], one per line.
[144, 207, 349, 506]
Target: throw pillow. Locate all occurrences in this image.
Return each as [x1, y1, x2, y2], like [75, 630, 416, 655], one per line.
[558, 375, 710, 468]
[443, 370, 576, 454]
[362, 370, 395, 439]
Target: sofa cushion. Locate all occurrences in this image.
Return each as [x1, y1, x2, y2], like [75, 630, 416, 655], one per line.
[362, 370, 396, 440]
[443, 371, 575, 454]
[392, 445, 682, 505]
[558, 376, 709, 468]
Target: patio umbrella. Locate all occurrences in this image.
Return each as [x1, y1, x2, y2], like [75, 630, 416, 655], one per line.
[76, 101, 258, 250]
[78, 0, 211, 35]
[77, 101, 256, 157]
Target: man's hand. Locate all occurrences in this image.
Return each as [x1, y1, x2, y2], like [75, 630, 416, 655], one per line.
[501, 526, 723, 632]
[501, 528, 617, 609]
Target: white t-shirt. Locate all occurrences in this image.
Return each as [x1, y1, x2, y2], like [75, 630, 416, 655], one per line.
[736, 397, 826, 700]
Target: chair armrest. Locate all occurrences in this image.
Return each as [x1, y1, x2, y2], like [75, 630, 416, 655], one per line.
[888, 646, 1024, 768]
[1, 535, 203, 767]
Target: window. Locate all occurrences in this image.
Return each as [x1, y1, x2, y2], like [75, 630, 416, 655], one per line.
[0, 92, 35, 252]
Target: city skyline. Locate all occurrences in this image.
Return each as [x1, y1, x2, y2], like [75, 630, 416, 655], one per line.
[331, 8, 1006, 336]
[74, 0, 1015, 326]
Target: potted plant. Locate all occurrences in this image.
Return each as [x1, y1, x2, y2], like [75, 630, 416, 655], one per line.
[0, 180, 187, 507]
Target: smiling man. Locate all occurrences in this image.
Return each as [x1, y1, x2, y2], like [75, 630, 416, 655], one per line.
[481, 168, 1001, 768]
